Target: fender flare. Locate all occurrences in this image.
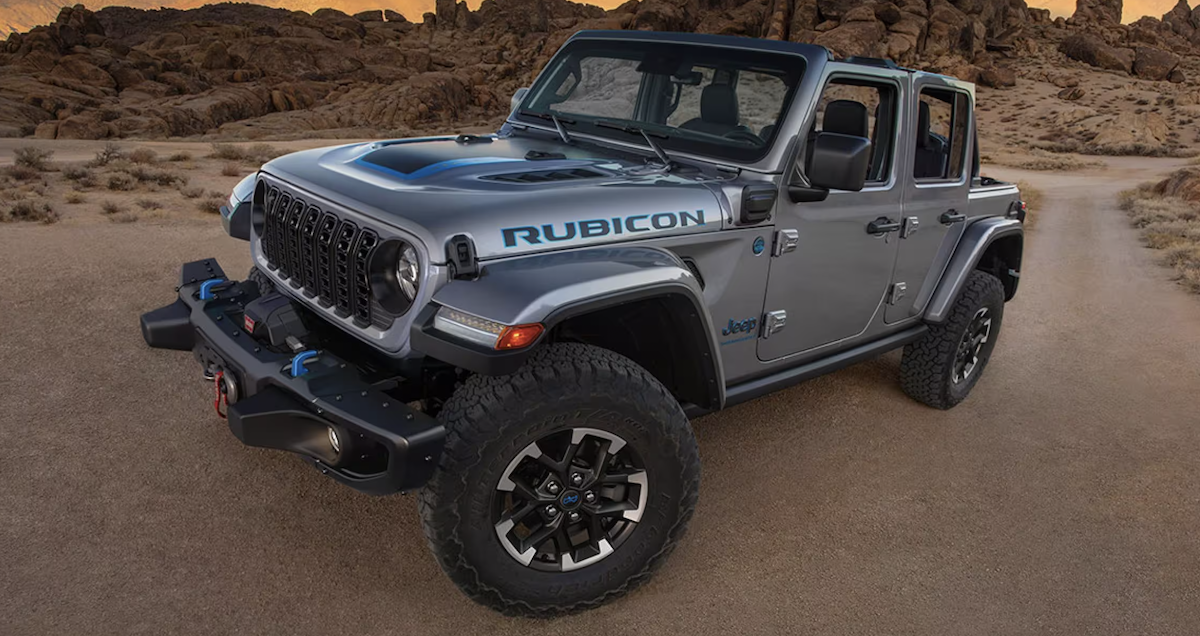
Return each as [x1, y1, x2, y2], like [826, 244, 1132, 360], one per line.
[925, 217, 1024, 324]
[410, 245, 725, 410]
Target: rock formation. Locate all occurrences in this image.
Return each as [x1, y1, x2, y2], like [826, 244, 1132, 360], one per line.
[0, 0, 1198, 140]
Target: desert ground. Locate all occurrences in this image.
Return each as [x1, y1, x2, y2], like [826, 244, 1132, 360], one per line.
[1, 139, 1199, 634]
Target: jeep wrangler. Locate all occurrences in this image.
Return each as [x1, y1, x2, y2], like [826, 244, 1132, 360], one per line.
[141, 30, 1024, 615]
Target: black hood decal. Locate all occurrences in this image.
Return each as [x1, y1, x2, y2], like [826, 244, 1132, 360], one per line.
[357, 137, 606, 180]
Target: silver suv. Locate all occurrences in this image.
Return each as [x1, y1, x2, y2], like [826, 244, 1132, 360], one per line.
[141, 30, 1025, 615]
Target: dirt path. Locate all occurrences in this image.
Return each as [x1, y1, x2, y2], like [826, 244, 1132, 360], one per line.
[2, 157, 1199, 635]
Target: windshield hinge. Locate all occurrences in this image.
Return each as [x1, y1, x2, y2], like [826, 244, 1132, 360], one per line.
[446, 234, 479, 280]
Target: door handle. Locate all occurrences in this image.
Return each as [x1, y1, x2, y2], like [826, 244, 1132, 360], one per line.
[867, 217, 901, 235]
[940, 210, 966, 225]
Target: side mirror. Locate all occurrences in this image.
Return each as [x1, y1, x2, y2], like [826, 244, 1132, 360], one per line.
[510, 87, 529, 114]
[805, 132, 872, 192]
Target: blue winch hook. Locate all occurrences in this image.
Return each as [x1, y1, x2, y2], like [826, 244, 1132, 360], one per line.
[198, 278, 226, 300]
[290, 350, 319, 377]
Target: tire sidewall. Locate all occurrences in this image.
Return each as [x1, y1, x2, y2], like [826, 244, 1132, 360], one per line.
[946, 281, 1005, 404]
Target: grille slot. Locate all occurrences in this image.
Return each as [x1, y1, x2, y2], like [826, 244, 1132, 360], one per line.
[258, 184, 398, 331]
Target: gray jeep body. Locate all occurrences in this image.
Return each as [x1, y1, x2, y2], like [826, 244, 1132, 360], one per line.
[248, 30, 1021, 413]
[146, 29, 1022, 492]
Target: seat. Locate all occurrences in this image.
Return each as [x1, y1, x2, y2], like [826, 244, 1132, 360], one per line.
[913, 101, 949, 179]
[680, 84, 745, 136]
[822, 99, 869, 138]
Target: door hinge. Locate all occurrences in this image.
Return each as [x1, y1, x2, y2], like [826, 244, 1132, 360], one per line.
[901, 216, 920, 238]
[887, 282, 907, 305]
[772, 229, 798, 256]
[761, 310, 787, 339]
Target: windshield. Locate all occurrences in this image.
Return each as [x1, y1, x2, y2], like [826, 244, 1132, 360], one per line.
[516, 40, 805, 163]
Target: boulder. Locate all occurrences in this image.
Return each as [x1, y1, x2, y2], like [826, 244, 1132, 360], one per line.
[1091, 111, 1169, 147]
[874, 2, 903, 25]
[1132, 46, 1180, 81]
[384, 10, 407, 22]
[354, 10, 384, 22]
[33, 121, 60, 138]
[1058, 34, 1133, 74]
[813, 19, 887, 57]
[1072, 0, 1122, 24]
[1169, 68, 1187, 83]
[977, 65, 1016, 87]
[1057, 86, 1086, 100]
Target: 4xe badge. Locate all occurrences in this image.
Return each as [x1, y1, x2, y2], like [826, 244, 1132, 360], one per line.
[722, 316, 758, 337]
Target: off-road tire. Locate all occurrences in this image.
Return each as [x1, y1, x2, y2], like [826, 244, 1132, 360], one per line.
[418, 343, 701, 616]
[246, 266, 274, 295]
[901, 270, 1005, 409]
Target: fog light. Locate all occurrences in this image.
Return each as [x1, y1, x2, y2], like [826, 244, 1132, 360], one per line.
[328, 426, 342, 454]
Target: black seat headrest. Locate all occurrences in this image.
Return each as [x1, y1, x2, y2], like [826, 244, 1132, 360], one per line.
[917, 101, 931, 149]
[823, 100, 868, 138]
[700, 84, 739, 126]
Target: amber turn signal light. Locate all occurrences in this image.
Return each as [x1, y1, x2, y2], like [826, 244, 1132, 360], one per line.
[495, 323, 544, 350]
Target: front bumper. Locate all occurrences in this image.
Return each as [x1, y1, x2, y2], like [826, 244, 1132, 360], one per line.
[139, 258, 444, 495]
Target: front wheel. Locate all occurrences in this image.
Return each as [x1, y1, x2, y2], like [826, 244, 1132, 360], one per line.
[418, 343, 700, 616]
[900, 270, 1005, 409]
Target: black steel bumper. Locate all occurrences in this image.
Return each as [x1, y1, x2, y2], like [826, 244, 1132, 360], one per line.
[139, 258, 444, 495]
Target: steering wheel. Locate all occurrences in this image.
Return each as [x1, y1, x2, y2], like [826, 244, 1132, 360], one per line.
[722, 129, 762, 145]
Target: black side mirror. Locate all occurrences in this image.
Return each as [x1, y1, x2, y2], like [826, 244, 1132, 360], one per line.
[805, 132, 872, 192]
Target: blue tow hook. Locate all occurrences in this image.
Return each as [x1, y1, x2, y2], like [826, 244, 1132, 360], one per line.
[290, 350, 319, 377]
[198, 278, 226, 300]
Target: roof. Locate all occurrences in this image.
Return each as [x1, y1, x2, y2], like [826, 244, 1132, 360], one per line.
[567, 30, 832, 60]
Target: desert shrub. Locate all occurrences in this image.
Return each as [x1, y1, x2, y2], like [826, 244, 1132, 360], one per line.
[198, 198, 223, 214]
[221, 162, 242, 177]
[1016, 180, 1043, 228]
[109, 212, 139, 223]
[167, 151, 193, 162]
[209, 143, 246, 161]
[126, 165, 186, 186]
[180, 186, 205, 199]
[209, 142, 281, 164]
[62, 165, 98, 188]
[13, 146, 53, 171]
[136, 198, 163, 210]
[89, 142, 124, 167]
[107, 173, 136, 191]
[4, 200, 59, 224]
[100, 200, 124, 215]
[128, 148, 158, 164]
[65, 192, 85, 204]
[6, 164, 42, 181]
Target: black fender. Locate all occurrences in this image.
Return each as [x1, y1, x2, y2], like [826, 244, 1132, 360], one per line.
[410, 246, 725, 411]
[925, 217, 1023, 324]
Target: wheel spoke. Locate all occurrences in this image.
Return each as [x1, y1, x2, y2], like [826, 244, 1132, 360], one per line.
[505, 500, 541, 525]
[599, 467, 646, 484]
[519, 516, 561, 554]
[592, 500, 637, 517]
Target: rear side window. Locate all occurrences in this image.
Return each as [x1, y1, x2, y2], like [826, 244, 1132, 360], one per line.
[914, 88, 970, 181]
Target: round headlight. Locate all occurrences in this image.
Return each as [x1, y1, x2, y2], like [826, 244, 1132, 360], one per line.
[397, 243, 420, 300]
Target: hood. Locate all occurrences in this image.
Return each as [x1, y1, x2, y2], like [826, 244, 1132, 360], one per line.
[261, 135, 727, 261]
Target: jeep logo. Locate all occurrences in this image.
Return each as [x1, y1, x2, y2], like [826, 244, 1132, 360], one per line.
[501, 210, 706, 248]
[722, 317, 758, 337]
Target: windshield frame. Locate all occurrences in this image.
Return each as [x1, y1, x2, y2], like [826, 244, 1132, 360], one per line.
[511, 38, 808, 165]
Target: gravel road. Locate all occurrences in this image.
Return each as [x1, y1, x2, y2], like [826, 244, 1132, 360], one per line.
[2, 157, 1199, 635]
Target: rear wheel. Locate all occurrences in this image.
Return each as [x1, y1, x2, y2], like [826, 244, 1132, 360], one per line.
[901, 270, 1005, 409]
[418, 343, 700, 616]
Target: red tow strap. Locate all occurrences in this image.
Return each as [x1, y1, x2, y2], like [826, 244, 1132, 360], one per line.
[213, 370, 228, 419]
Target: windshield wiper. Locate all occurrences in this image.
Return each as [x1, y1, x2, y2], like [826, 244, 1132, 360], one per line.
[596, 120, 672, 169]
[519, 110, 575, 144]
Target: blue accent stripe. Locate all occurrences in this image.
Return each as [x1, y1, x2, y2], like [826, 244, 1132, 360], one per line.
[290, 350, 319, 377]
[198, 278, 225, 300]
[355, 156, 523, 181]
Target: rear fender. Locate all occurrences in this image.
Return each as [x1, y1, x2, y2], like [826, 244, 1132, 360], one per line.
[409, 246, 724, 410]
[925, 217, 1024, 324]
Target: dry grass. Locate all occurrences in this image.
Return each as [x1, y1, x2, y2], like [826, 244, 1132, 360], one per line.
[180, 186, 205, 199]
[220, 162, 242, 177]
[198, 198, 223, 214]
[128, 148, 158, 164]
[62, 165, 97, 188]
[109, 212, 139, 223]
[991, 149, 1103, 172]
[1017, 180, 1042, 229]
[167, 151, 193, 162]
[209, 142, 282, 165]
[13, 146, 53, 171]
[2, 200, 59, 224]
[65, 192, 86, 204]
[100, 200, 124, 215]
[107, 173, 136, 191]
[1118, 176, 1200, 293]
[136, 198, 164, 211]
[6, 164, 42, 181]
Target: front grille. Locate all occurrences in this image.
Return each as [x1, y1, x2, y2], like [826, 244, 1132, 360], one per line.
[260, 185, 387, 330]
